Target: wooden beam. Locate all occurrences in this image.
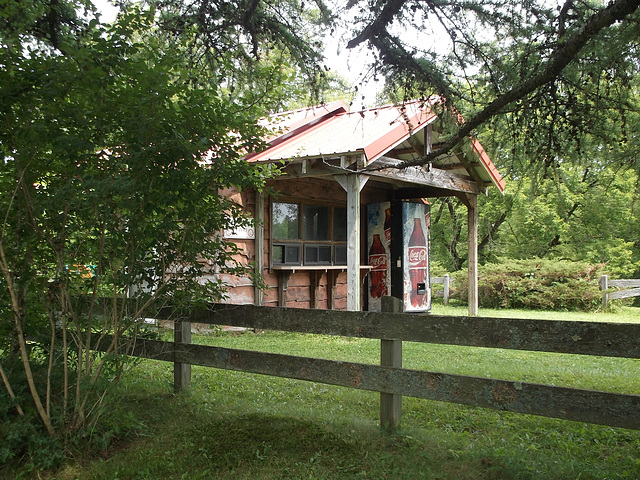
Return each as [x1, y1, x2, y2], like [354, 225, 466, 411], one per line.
[334, 157, 368, 312]
[346, 173, 363, 311]
[369, 156, 481, 195]
[254, 190, 264, 306]
[327, 270, 338, 310]
[156, 303, 640, 358]
[310, 270, 322, 309]
[466, 193, 478, 316]
[391, 186, 458, 200]
[113, 336, 640, 430]
[278, 271, 292, 307]
[283, 157, 361, 178]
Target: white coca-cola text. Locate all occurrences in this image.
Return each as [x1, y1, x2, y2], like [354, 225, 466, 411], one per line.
[408, 247, 427, 267]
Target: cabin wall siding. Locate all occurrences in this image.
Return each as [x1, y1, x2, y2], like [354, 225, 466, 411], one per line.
[212, 179, 361, 310]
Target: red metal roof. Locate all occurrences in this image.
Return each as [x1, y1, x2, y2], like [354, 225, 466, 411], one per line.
[247, 100, 505, 193]
[247, 101, 436, 165]
[470, 137, 506, 193]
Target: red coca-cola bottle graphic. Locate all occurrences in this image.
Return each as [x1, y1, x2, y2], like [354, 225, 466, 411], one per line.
[383, 208, 391, 249]
[408, 217, 427, 307]
[368, 234, 388, 298]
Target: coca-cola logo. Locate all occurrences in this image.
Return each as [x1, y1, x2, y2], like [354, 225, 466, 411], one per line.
[408, 247, 427, 266]
[369, 254, 387, 269]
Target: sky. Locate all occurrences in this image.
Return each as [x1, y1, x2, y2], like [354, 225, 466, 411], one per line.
[93, 0, 380, 108]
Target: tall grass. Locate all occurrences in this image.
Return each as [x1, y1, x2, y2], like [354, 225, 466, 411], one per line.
[27, 306, 640, 479]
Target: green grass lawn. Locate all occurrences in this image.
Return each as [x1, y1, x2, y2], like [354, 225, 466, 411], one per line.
[40, 305, 640, 479]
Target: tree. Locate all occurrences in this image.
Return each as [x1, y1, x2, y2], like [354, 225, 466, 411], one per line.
[338, 0, 640, 171]
[428, 159, 640, 277]
[0, 1, 280, 458]
[334, 0, 640, 279]
[149, 0, 337, 109]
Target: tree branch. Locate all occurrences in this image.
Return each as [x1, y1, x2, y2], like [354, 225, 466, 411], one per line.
[361, 0, 640, 169]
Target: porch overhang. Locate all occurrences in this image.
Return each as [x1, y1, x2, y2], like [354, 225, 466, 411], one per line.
[250, 100, 505, 315]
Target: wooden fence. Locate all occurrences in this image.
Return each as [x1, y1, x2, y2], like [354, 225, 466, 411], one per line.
[600, 275, 640, 308]
[431, 275, 453, 305]
[102, 298, 640, 431]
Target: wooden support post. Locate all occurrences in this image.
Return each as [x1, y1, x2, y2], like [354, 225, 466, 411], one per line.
[310, 270, 322, 309]
[443, 274, 450, 306]
[174, 319, 191, 391]
[600, 275, 608, 309]
[254, 190, 265, 306]
[327, 270, 338, 310]
[467, 194, 478, 316]
[335, 164, 368, 312]
[380, 296, 402, 431]
[346, 173, 361, 311]
[278, 271, 292, 307]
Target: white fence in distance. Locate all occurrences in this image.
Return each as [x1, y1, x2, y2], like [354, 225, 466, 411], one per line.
[599, 275, 640, 308]
[431, 274, 453, 305]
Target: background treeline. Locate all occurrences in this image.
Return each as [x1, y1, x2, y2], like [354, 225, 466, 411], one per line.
[429, 164, 639, 310]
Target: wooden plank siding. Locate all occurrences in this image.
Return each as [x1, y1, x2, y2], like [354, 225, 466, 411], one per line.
[216, 177, 374, 310]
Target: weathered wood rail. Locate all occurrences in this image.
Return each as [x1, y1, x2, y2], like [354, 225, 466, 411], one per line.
[600, 275, 640, 308]
[104, 299, 640, 431]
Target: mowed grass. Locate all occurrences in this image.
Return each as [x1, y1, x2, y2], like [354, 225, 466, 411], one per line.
[47, 305, 640, 480]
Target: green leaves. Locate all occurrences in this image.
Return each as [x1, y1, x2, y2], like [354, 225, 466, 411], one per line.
[0, 0, 281, 443]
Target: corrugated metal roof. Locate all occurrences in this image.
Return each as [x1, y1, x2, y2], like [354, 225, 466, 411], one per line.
[246, 99, 505, 193]
[247, 101, 436, 165]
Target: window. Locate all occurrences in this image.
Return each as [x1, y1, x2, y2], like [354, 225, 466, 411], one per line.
[271, 202, 347, 266]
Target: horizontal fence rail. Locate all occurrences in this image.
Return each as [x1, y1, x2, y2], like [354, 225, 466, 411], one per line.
[100, 302, 640, 431]
[157, 303, 640, 359]
[98, 334, 640, 431]
[600, 275, 640, 307]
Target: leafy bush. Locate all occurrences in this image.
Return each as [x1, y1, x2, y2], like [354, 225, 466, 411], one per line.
[450, 258, 605, 311]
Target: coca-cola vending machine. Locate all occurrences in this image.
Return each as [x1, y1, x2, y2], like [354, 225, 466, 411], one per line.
[401, 201, 431, 312]
[366, 202, 392, 312]
[367, 201, 431, 313]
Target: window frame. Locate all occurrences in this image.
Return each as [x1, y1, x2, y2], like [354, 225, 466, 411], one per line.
[270, 201, 347, 267]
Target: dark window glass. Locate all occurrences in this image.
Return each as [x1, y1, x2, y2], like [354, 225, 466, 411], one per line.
[272, 244, 301, 264]
[304, 245, 332, 265]
[334, 245, 347, 265]
[303, 205, 330, 241]
[333, 207, 347, 242]
[285, 245, 300, 264]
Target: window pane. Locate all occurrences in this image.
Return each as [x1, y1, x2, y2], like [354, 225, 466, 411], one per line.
[304, 244, 332, 265]
[334, 245, 347, 265]
[284, 245, 300, 264]
[303, 205, 329, 241]
[273, 244, 300, 264]
[272, 202, 299, 240]
[318, 245, 331, 263]
[333, 207, 347, 242]
[304, 245, 318, 264]
[272, 245, 284, 264]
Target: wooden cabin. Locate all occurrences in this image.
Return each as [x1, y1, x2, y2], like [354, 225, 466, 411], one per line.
[210, 99, 505, 315]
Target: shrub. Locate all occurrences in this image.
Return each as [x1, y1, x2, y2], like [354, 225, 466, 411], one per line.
[450, 258, 605, 311]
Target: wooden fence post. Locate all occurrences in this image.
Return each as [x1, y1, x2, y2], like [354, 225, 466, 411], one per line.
[600, 275, 608, 309]
[443, 274, 450, 306]
[174, 319, 191, 391]
[380, 296, 402, 430]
